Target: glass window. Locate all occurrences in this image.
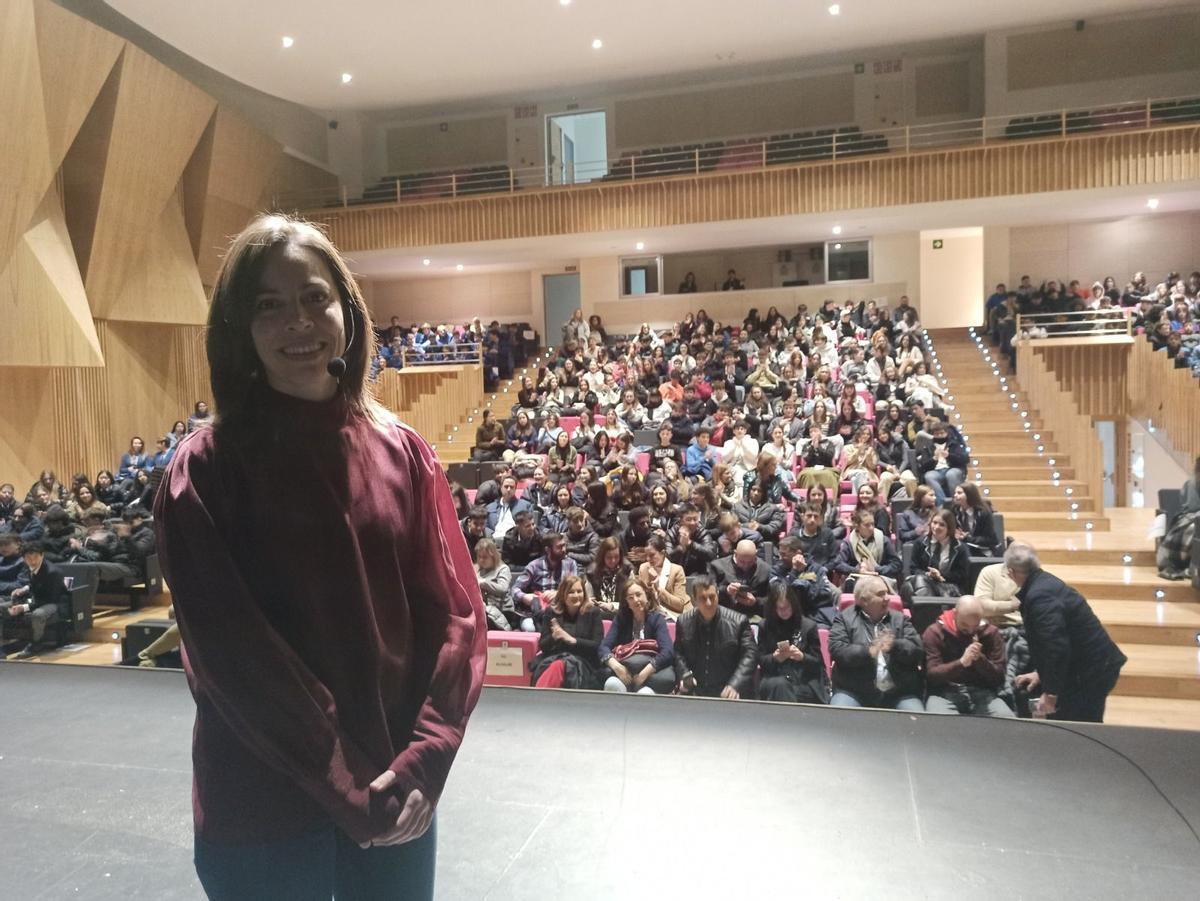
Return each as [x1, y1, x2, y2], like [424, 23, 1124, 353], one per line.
[825, 239, 871, 283]
[620, 255, 662, 297]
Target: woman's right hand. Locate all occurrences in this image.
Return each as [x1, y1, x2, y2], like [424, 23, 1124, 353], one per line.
[363, 776, 433, 848]
[610, 660, 632, 687]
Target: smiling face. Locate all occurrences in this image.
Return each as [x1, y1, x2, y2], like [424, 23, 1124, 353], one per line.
[250, 242, 345, 402]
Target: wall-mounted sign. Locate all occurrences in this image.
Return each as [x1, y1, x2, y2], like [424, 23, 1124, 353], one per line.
[932, 239, 944, 249]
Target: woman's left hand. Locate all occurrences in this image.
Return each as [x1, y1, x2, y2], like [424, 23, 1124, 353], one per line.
[363, 774, 433, 848]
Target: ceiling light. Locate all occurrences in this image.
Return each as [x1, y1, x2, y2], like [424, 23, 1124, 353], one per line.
[635, 241, 645, 251]
[828, 3, 841, 14]
[560, 0, 572, 5]
[422, 258, 431, 266]
[456, 263, 465, 271]
[834, 243, 842, 250]
[281, 36, 294, 49]
[1146, 197, 1159, 210]
[591, 38, 603, 49]
[341, 72, 353, 84]
[832, 225, 842, 235]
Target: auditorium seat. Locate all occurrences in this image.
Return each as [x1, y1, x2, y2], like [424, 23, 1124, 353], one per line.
[483, 632, 538, 686]
[817, 627, 832, 679]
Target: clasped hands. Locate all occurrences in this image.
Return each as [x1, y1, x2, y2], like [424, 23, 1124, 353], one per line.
[362, 773, 432, 849]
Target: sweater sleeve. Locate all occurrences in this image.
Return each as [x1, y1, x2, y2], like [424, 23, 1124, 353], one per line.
[387, 431, 488, 806]
[153, 447, 402, 844]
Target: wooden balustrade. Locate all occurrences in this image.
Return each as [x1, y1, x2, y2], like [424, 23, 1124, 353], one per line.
[1128, 340, 1200, 458]
[373, 364, 482, 448]
[1015, 342, 1107, 512]
[307, 124, 1200, 253]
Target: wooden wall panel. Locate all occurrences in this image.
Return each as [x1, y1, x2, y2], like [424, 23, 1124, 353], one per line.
[78, 45, 216, 318]
[265, 153, 340, 211]
[306, 125, 1200, 253]
[1035, 343, 1132, 419]
[374, 366, 481, 448]
[0, 369, 60, 493]
[1128, 340, 1200, 458]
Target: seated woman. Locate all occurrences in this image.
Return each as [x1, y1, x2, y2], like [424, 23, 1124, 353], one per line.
[530, 575, 605, 689]
[66, 483, 109, 523]
[691, 483, 725, 539]
[1158, 455, 1200, 580]
[599, 579, 677, 694]
[896, 485, 937, 544]
[875, 419, 917, 500]
[743, 451, 799, 507]
[904, 361, 950, 411]
[585, 430, 613, 467]
[583, 482, 618, 539]
[586, 535, 629, 618]
[901, 509, 969, 605]
[733, 481, 786, 545]
[546, 431, 579, 485]
[952, 482, 999, 556]
[835, 509, 902, 593]
[659, 458, 692, 504]
[472, 409, 508, 462]
[611, 465, 647, 511]
[805, 484, 846, 540]
[852, 483, 892, 537]
[839, 424, 879, 495]
[473, 538, 515, 631]
[570, 408, 598, 451]
[762, 425, 796, 476]
[710, 462, 742, 508]
[647, 484, 677, 536]
[756, 581, 828, 704]
[796, 424, 841, 493]
[635, 535, 691, 619]
[448, 482, 471, 521]
[503, 411, 541, 470]
[831, 398, 863, 456]
[515, 376, 542, 415]
[93, 469, 125, 512]
[533, 411, 564, 454]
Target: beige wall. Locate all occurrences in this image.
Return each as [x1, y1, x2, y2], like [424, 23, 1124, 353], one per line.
[983, 225, 1011, 295]
[919, 228, 983, 329]
[365, 271, 536, 328]
[385, 114, 509, 173]
[662, 244, 826, 294]
[1007, 212, 1200, 289]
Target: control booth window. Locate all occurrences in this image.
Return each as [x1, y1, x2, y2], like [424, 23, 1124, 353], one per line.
[620, 255, 662, 297]
[825, 239, 871, 283]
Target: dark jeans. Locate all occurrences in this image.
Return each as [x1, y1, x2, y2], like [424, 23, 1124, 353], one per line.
[194, 815, 436, 901]
[1052, 662, 1125, 724]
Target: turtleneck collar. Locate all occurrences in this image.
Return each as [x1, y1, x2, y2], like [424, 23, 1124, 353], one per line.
[251, 382, 355, 438]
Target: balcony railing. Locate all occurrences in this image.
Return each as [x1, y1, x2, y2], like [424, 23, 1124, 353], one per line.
[376, 342, 485, 370]
[1015, 308, 1134, 342]
[276, 93, 1200, 211]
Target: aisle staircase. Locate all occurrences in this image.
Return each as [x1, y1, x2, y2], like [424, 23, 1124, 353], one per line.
[928, 329, 1200, 729]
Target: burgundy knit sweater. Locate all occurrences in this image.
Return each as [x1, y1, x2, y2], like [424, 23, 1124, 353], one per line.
[154, 388, 486, 846]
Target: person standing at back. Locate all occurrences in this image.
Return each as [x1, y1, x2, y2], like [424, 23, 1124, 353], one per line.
[155, 213, 486, 900]
[1004, 542, 1126, 723]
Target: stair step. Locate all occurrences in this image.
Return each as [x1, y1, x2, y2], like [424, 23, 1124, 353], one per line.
[1040, 565, 1193, 602]
[1104, 696, 1200, 730]
[1093, 600, 1200, 647]
[1001, 512, 1110, 532]
[1115, 644, 1200, 701]
[990, 496, 1098, 513]
[1036, 548, 1156, 566]
[981, 479, 1088, 498]
[971, 466, 1073, 480]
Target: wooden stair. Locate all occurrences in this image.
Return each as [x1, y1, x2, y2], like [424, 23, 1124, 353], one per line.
[927, 329, 1200, 728]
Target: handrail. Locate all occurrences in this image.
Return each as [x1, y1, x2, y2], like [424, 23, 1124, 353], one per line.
[1015, 308, 1133, 342]
[389, 342, 485, 368]
[275, 92, 1200, 210]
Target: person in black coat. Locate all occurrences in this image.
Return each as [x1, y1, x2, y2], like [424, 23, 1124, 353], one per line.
[673, 579, 757, 699]
[709, 540, 773, 619]
[756, 581, 828, 703]
[828, 575, 925, 710]
[952, 482, 999, 555]
[1, 540, 69, 657]
[530, 575, 604, 689]
[1006, 543, 1127, 723]
[773, 536, 838, 625]
[667, 505, 718, 576]
[787, 502, 840, 569]
[901, 509, 970, 605]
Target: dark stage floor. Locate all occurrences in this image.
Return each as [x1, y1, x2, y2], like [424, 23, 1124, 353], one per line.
[2, 662, 1199, 900]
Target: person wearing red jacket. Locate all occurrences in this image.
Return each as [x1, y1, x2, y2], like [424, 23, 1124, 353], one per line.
[922, 596, 1013, 717]
[155, 214, 486, 900]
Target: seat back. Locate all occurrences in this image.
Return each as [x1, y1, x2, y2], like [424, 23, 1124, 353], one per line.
[483, 631, 540, 687]
[817, 627, 832, 679]
[901, 540, 915, 578]
[56, 562, 99, 635]
[992, 513, 1006, 552]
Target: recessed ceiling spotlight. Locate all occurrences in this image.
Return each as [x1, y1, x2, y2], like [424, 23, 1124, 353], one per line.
[560, 0, 572, 5]
[456, 263, 465, 271]
[591, 38, 603, 49]
[422, 258, 431, 266]
[635, 241, 645, 251]
[341, 72, 353, 84]
[281, 36, 294, 49]
[834, 242, 842, 250]
[828, 3, 841, 14]
[832, 225, 842, 235]
[1146, 197, 1159, 210]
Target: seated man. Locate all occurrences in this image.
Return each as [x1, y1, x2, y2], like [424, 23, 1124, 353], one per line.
[500, 510, 542, 568]
[709, 539, 772, 619]
[915, 419, 968, 505]
[672, 579, 757, 699]
[788, 502, 840, 568]
[511, 532, 578, 632]
[620, 506, 654, 566]
[474, 462, 513, 508]
[667, 505, 717, 576]
[972, 562, 1023, 629]
[563, 507, 600, 570]
[835, 509, 902, 594]
[732, 481, 786, 545]
[714, 511, 762, 557]
[773, 536, 837, 626]
[1, 540, 69, 658]
[116, 507, 156, 584]
[922, 596, 1014, 717]
[73, 510, 139, 585]
[485, 474, 533, 543]
[461, 505, 491, 557]
[828, 575, 925, 711]
[681, 427, 718, 479]
[0, 532, 27, 597]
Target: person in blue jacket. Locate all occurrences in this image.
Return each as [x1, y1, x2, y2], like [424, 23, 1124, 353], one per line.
[598, 579, 675, 694]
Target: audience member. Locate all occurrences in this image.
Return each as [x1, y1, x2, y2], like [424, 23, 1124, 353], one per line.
[530, 575, 604, 689]
[922, 597, 1013, 717]
[636, 535, 691, 619]
[827, 575, 924, 711]
[709, 539, 772, 618]
[835, 509, 902, 593]
[901, 509, 969, 605]
[1, 540, 68, 658]
[511, 532, 578, 632]
[473, 538, 514, 631]
[755, 581, 828, 703]
[598, 579, 676, 694]
[673, 579, 757, 699]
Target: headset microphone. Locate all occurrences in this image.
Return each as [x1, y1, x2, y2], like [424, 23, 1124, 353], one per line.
[326, 304, 356, 379]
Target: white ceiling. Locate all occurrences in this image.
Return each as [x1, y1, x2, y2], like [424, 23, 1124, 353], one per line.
[344, 183, 1200, 280]
[104, 0, 1161, 112]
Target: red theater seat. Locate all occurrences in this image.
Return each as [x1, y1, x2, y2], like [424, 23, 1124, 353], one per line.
[483, 631, 538, 687]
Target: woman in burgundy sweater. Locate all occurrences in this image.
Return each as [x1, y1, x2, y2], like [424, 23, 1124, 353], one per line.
[155, 214, 486, 900]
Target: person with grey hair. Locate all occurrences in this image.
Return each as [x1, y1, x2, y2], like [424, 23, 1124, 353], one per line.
[827, 575, 924, 710]
[1005, 542, 1127, 722]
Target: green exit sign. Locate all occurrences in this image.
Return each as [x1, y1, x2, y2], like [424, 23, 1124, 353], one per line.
[932, 239, 944, 249]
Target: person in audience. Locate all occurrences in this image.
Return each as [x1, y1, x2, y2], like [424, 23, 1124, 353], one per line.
[787, 502, 840, 569]
[971, 564, 1023, 628]
[668, 505, 718, 576]
[851, 482, 892, 537]
[473, 538, 514, 631]
[722, 419, 759, 483]
[523, 467, 555, 515]
[546, 431, 579, 485]
[65, 483, 108, 523]
[611, 465, 647, 511]
[835, 509, 902, 594]
[620, 506, 655, 565]
[116, 439, 149, 489]
[500, 510, 541, 568]
[1157, 455, 1199, 580]
[0, 484, 16, 530]
[756, 581, 828, 703]
[952, 482, 999, 556]
[448, 482, 471, 521]
[472, 409, 507, 462]
[901, 509, 969, 606]
[582, 481, 618, 539]
[796, 424, 840, 492]
[774, 535, 837, 625]
[485, 474, 533, 543]
[186, 401, 211, 433]
[733, 481, 787, 545]
[503, 411, 541, 469]
[563, 507, 600, 571]
[38, 505, 80, 563]
[722, 269, 745, 291]
[636, 535, 691, 619]
[0, 532, 28, 597]
[682, 426, 719, 480]
[649, 424, 682, 473]
[530, 575, 603, 689]
[709, 539, 772, 619]
[678, 272, 699, 294]
[8, 504, 44, 543]
[586, 536, 627, 617]
[923, 596, 1013, 717]
[1, 540, 68, 658]
[168, 420, 189, 448]
[1006, 543, 1127, 723]
[916, 419, 967, 504]
[151, 435, 175, 471]
[673, 579, 757, 699]
[461, 506, 490, 558]
[875, 420, 916, 500]
[896, 485, 938, 544]
[511, 532, 578, 632]
[93, 470, 125, 512]
[598, 579, 676, 694]
[745, 452, 798, 506]
[646, 484, 677, 535]
[828, 575, 924, 710]
[709, 461, 741, 509]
